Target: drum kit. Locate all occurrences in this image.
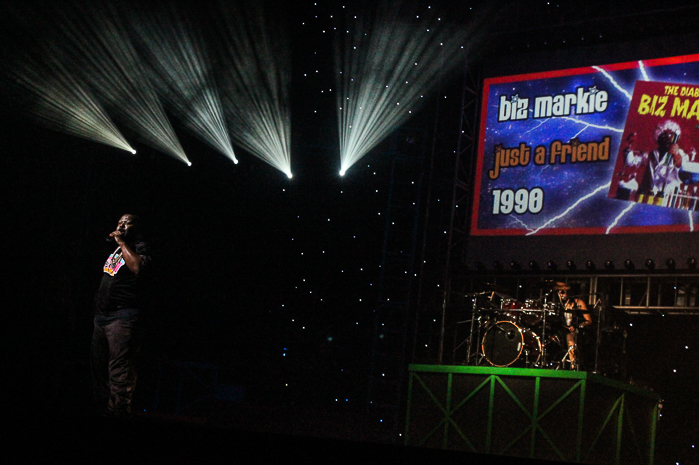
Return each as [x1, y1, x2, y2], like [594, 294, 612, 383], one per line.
[462, 282, 595, 370]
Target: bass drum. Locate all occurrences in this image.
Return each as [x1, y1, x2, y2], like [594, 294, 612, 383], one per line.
[481, 321, 542, 367]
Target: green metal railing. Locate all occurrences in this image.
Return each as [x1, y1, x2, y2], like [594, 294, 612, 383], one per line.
[405, 365, 660, 464]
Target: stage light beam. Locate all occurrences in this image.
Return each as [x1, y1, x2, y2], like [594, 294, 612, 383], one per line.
[49, 3, 190, 164]
[133, 4, 237, 164]
[335, 3, 489, 175]
[215, 2, 292, 178]
[4, 43, 135, 155]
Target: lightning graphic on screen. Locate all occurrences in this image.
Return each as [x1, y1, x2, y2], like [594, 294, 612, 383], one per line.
[491, 59, 698, 235]
[638, 60, 650, 81]
[592, 65, 633, 100]
[606, 203, 637, 234]
[526, 183, 611, 235]
[560, 117, 625, 134]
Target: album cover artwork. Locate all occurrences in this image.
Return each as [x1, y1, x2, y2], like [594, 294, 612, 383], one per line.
[608, 79, 699, 211]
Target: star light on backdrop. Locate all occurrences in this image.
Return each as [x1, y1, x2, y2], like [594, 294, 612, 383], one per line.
[50, 3, 190, 165]
[216, 2, 292, 178]
[5, 47, 136, 155]
[335, 3, 477, 175]
[133, 2, 237, 164]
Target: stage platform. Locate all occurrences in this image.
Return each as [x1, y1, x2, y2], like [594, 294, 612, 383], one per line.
[405, 365, 661, 465]
[11, 411, 562, 465]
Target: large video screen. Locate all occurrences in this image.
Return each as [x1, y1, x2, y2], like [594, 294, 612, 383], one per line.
[472, 53, 699, 236]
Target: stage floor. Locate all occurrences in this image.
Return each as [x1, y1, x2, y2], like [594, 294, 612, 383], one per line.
[11, 411, 563, 465]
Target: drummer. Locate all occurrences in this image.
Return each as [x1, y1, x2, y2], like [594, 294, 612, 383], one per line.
[554, 282, 593, 369]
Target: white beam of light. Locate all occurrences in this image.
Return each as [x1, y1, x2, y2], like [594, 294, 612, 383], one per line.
[51, 3, 189, 165]
[134, 4, 237, 164]
[335, 4, 479, 175]
[216, 3, 292, 178]
[6, 48, 135, 154]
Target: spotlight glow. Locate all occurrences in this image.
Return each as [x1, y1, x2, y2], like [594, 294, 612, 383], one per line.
[6, 47, 135, 154]
[335, 3, 482, 174]
[216, 3, 292, 177]
[50, 3, 189, 164]
[134, 4, 237, 164]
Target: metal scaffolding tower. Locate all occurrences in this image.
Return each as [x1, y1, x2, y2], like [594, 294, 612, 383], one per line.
[368, 132, 426, 442]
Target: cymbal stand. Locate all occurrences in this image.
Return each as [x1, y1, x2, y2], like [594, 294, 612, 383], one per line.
[593, 294, 604, 374]
[574, 311, 579, 370]
[466, 303, 475, 365]
[465, 297, 482, 366]
[466, 303, 484, 365]
[459, 291, 497, 366]
[453, 319, 474, 363]
[539, 291, 552, 368]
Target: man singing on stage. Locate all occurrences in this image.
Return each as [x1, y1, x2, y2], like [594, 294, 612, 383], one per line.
[91, 214, 152, 417]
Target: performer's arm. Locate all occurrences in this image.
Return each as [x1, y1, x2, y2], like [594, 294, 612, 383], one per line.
[577, 300, 593, 328]
[112, 233, 144, 275]
[119, 242, 144, 275]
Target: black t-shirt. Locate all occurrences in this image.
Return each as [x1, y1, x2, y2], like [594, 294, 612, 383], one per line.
[94, 241, 152, 316]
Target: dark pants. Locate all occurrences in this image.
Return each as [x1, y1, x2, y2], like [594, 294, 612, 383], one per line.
[90, 311, 143, 416]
